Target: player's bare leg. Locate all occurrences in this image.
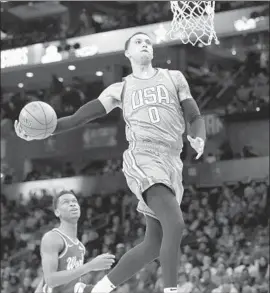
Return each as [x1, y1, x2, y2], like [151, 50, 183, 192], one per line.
[91, 215, 162, 293]
[108, 215, 162, 284]
[91, 184, 184, 293]
[144, 183, 184, 292]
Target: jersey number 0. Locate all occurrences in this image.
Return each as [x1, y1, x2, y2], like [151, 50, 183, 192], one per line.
[148, 107, 160, 123]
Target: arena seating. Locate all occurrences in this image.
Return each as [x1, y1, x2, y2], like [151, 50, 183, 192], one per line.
[1, 63, 268, 123]
[1, 48, 268, 179]
[1, 178, 269, 293]
[1, 1, 268, 50]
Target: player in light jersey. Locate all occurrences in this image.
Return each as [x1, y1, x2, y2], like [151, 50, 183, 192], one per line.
[15, 32, 206, 293]
[37, 190, 115, 293]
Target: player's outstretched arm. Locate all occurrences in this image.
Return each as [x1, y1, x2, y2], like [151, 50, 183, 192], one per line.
[53, 82, 124, 135]
[171, 70, 206, 158]
[41, 232, 115, 289]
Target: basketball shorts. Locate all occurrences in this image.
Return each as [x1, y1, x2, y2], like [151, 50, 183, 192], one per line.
[122, 144, 184, 220]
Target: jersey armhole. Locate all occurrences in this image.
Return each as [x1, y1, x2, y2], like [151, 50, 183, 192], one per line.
[52, 230, 68, 259]
[80, 242, 86, 256]
[164, 70, 180, 102]
[120, 79, 127, 104]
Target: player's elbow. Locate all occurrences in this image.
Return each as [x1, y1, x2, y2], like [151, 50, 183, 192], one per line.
[72, 99, 107, 126]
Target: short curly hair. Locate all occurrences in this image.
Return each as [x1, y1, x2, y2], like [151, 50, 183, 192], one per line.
[52, 190, 77, 210]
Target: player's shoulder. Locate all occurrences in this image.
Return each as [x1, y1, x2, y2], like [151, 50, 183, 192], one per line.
[167, 69, 185, 79]
[102, 82, 125, 101]
[41, 230, 64, 248]
[167, 70, 189, 89]
[106, 81, 125, 91]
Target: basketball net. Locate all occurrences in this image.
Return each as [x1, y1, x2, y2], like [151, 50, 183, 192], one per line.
[168, 1, 219, 46]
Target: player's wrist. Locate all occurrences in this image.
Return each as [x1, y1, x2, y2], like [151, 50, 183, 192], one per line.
[196, 136, 205, 143]
[86, 261, 95, 272]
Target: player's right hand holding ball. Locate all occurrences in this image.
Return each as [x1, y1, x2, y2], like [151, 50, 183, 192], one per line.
[14, 120, 34, 141]
[14, 101, 57, 141]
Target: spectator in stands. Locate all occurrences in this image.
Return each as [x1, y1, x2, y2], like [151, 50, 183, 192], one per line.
[94, 196, 103, 214]
[63, 162, 76, 177]
[219, 141, 234, 160]
[201, 269, 217, 293]
[242, 145, 258, 158]
[177, 272, 193, 292]
[205, 153, 217, 163]
[107, 195, 122, 217]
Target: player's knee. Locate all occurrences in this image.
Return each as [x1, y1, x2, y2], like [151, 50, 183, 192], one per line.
[144, 183, 176, 211]
[172, 216, 185, 234]
[145, 184, 184, 222]
[162, 209, 185, 237]
[169, 211, 184, 226]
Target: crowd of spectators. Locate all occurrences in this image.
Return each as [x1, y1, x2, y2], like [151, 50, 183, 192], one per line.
[1, 52, 268, 184]
[1, 76, 104, 122]
[0, 140, 260, 186]
[225, 51, 269, 115]
[1, 76, 120, 139]
[1, 48, 268, 134]
[195, 46, 269, 114]
[1, 1, 267, 50]
[23, 159, 122, 182]
[227, 70, 269, 115]
[1, 177, 269, 293]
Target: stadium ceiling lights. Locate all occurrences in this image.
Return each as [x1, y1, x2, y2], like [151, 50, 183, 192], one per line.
[96, 71, 103, 77]
[26, 72, 34, 78]
[68, 65, 76, 71]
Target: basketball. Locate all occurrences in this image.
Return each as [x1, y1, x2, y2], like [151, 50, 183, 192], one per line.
[19, 101, 57, 139]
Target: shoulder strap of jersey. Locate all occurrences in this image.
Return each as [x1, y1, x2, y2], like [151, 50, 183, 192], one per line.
[120, 79, 127, 104]
[53, 228, 79, 244]
[79, 241, 86, 255]
[164, 69, 179, 94]
[51, 229, 68, 259]
[163, 69, 181, 104]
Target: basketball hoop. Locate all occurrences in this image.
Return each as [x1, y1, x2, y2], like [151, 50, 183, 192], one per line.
[168, 1, 219, 46]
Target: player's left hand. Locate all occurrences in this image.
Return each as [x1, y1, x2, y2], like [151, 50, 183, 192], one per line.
[74, 282, 86, 293]
[187, 135, 205, 159]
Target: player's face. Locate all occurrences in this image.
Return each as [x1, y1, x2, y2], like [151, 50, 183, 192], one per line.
[55, 193, 81, 221]
[125, 34, 153, 65]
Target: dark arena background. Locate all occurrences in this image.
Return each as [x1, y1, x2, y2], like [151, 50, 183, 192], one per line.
[1, 1, 269, 293]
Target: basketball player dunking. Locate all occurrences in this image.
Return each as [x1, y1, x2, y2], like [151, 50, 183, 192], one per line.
[36, 190, 115, 293]
[16, 32, 206, 293]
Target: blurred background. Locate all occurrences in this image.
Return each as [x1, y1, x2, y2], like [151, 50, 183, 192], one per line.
[1, 1, 269, 293]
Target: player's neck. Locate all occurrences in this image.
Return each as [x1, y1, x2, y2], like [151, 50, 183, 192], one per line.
[131, 63, 156, 79]
[58, 222, 77, 240]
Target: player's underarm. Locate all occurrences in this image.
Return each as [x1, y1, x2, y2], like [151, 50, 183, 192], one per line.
[53, 99, 107, 135]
